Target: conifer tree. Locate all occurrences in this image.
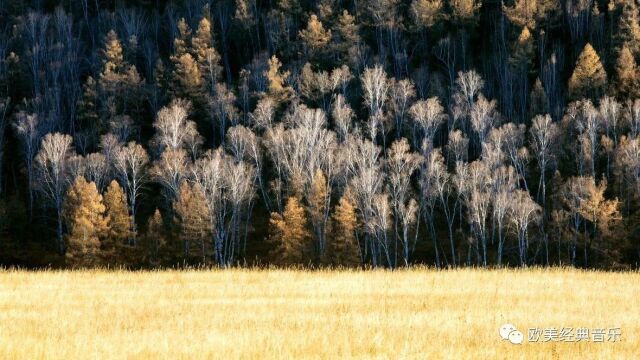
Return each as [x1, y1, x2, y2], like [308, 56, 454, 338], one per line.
[142, 209, 168, 266]
[268, 196, 312, 265]
[173, 181, 211, 263]
[192, 16, 223, 94]
[333, 10, 361, 66]
[103, 180, 131, 249]
[99, 30, 144, 117]
[328, 193, 361, 266]
[77, 76, 99, 144]
[299, 14, 332, 57]
[264, 55, 294, 104]
[614, 44, 639, 99]
[568, 43, 607, 99]
[411, 0, 445, 29]
[616, 0, 640, 55]
[63, 177, 109, 267]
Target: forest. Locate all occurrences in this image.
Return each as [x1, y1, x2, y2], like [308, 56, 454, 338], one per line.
[0, 0, 639, 269]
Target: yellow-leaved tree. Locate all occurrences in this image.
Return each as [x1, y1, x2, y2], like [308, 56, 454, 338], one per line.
[63, 177, 109, 267]
[268, 196, 312, 265]
[568, 43, 607, 99]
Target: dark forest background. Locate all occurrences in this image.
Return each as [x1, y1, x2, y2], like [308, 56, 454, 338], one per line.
[0, 0, 639, 268]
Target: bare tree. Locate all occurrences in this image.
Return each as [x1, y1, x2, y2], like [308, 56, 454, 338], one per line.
[153, 148, 190, 203]
[508, 189, 542, 266]
[386, 138, 422, 266]
[331, 94, 355, 143]
[409, 97, 445, 150]
[249, 97, 276, 131]
[530, 114, 559, 206]
[361, 65, 389, 120]
[85, 153, 109, 191]
[389, 78, 416, 138]
[14, 111, 41, 218]
[152, 98, 199, 151]
[35, 132, 75, 253]
[114, 141, 149, 244]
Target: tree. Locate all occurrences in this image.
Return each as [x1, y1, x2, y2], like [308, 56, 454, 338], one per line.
[173, 181, 211, 263]
[616, 0, 640, 55]
[99, 30, 143, 117]
[299, 14, 331, 57]
[103, 180, 131, 250]
[35, 133, 75, 254]
[411, 0, 445, 29]
[76, 76, 99, 145]
[142, 209, 168, 266]
[568, 44, 607, 99]
[307, 169, 330, 259]
[113, 141, 148, 245]
[14, 112, 40, 218]
[507, 189, 542, 266]
[63, 177, 109, 267]
[268, 196, 312, 265]
[192, 16, 223, 94]
[530, 114, 559, 206]
[450, 0, 482, 26]
[386, 139, 422, 266]
[328, 193, 361, 266]
[264, 55, 294, 104]
[614, 44, 639, 100]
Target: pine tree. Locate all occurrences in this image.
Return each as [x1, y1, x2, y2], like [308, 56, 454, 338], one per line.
[63, 177, 109, 267]
[511, 27, 535, 69]
[192, 16, 223, 93]
[616, 0, 640, 55]
[103, 180, 131, 248]
[268, 196, 312, 265]
[99, 30, 144, 118]
[568, 43, 607, 100]
[328, 194, 361, 266]
[333, 10, 362, 67]
[142, 209, 168, 266]
[77, 76, 100, 144]
[173, 181, 211, 263]
[529, 77, 549, 116]
[264, 55, 293, 104]
[411, 0, 445, 29]
[299, 14, 332, 55]
[614, 44, 639, 99]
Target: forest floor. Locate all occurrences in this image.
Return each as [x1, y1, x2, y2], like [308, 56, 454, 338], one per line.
[0, 268, 638, 359]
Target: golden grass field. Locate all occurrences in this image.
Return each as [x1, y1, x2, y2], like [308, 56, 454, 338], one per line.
[0, 268, 638, 359]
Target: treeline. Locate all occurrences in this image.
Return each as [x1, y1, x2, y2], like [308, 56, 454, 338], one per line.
[0, 0, 639, 268]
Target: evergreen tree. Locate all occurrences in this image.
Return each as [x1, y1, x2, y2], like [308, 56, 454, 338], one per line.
[99, 30, 144, 119]
[192, 16, 223, 94]
[77, 76, 99, 145]
[614, 44, 639, 99]
[103, 180, 131, 249]
[410, 0, 445, 29]
[264, 55, 294, 104]
[173, 181, 211, 263]
[616, 0, 640, 55]
[299, 14, 332, 57]
[568, 44, 607, 100]
[268, 196, 312, 265]
[142, 209, 169, 266]
[63, 177, 109, 267]
[328, 194, 361, 266]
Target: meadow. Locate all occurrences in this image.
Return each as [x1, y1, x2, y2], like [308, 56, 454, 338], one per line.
[0, 268, 638, 359]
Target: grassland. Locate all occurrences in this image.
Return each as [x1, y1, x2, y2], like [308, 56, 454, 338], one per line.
[0, 268, 638, 359]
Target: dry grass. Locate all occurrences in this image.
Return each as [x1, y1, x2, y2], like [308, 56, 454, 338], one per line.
[0, 267, 638, 359]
